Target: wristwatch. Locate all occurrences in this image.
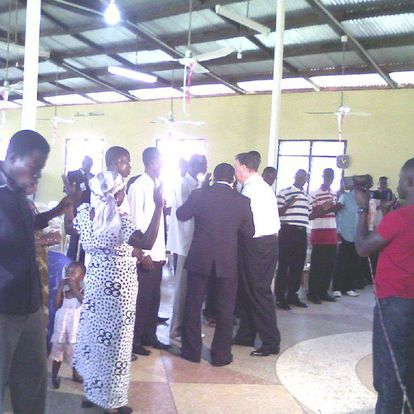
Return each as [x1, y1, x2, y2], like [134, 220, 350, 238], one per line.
[357, 207, 369, 215]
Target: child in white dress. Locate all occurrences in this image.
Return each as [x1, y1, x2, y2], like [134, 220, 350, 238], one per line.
[50, 261, 85, 388]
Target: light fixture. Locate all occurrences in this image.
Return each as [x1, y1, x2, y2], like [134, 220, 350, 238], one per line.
[215, 5, 271, 36]
[108, 66, 157, 83]
[104, 0, 121, 25]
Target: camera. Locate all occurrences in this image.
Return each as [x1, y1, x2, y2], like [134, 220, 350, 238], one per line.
[343, 174, 393, 201]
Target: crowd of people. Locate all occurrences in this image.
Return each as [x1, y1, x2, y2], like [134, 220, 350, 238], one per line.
[0, 129, 413, 414]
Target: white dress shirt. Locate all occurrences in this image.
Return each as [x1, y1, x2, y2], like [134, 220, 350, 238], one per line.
[128, 172, 166, 261]
[166, 173, 199, 256]
[241, 173, 280, 237]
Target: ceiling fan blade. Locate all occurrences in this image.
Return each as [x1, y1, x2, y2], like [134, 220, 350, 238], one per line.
[193, 63, 209, 74]
[194, 47, 234, 62]
[348, 111, 371, 117]
[306, 111, 336, 115]
[174, 120, 205, 126]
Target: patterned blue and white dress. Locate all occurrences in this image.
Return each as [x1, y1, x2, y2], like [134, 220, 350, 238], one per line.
[73, 203, 137, 410]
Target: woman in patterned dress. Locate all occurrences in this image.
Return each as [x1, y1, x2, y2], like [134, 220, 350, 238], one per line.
[64, 171, 163, 414]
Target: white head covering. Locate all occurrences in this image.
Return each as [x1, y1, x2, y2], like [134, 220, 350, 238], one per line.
[89, 171, 125, 235]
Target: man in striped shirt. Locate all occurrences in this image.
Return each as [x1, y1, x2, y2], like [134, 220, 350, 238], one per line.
[275, 169, 312, 309]
[307, 168, 341, 304]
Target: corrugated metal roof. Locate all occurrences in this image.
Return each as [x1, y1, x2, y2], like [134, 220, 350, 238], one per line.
[285, 50, 364, 70]
[343, 13, 414, 38]
[256, 24, 339, 48]
[140, 9, 224, 37]
[321, 0, 381, 5]
[38, 61, 66, 75]
[208, 60, 274, 77]
[65, 55, 121, 69]
[41, 4, 94, 26]
[118, 50, 174, 65]
[310, 73, 388, 87]
[40, 35, 87, 52]
[368, 45, 414, 65]
[81, 27, 138, 45]
[0, 67, 23, 80]
[0, 9, 27, 32]
[218, 0, 312, 18]
[58, 77, 98, 89]
[183, 37, 259, 56]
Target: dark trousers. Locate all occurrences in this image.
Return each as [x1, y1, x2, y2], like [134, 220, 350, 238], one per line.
[181, 269, 237, 364]
[275, 225, 307, 302]
[373, 297, 414, 414]
[0, 309, 47, 414]
[133, 262, 163, 345]
[235, 235, 280, 350]
[203, 277, 216, 320]
[332, 236, 359, 293]
[308, 244, 337, 297]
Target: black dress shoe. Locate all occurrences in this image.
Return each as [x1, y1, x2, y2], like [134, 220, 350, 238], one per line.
[276, 300, 291, 310]
[287, 299, 308, 308]
[212, 355, 233, 367]
[307, 293, 322, 304]
[250, 347, 279, 357]
[132, 345, 151, 356]
[81, 398, 95, 408]
[152, 340, 171, 350]
[232, 338, 254, 347]
[181, 353, 201, 363]
[320, 293, 337, 302]
[157, 316, 169, 324]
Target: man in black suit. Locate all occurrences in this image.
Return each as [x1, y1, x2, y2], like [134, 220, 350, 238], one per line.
[177, 163, 255, 366]
[66, 155, 94, 261]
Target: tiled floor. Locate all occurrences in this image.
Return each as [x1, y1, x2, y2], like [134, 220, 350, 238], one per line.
[4, 269, 377, 413]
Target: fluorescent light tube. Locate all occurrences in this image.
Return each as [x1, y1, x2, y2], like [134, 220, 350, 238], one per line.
[215, 5, 271, 36]
[108, 66, 157, 83]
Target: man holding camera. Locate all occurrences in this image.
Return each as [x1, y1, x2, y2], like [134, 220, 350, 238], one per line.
[355, 158, 414, 414]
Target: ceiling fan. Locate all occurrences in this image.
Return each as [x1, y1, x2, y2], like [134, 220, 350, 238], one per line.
[152, 98, 204, 135]
[306, 36, 370, 142]
[38, 106, 74, 143]
[179, 0, 234, 109]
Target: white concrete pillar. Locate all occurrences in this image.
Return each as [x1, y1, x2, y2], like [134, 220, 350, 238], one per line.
[267, 0, 285, 167]
[21, 0, 41, 130]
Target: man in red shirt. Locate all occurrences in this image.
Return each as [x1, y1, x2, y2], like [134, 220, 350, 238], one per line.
[355, 158, 414, 414]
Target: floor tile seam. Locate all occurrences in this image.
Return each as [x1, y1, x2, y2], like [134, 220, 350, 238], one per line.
[160, 353, 180, 414]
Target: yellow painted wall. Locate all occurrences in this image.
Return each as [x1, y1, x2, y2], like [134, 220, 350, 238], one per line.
[1, 88, 413, 203]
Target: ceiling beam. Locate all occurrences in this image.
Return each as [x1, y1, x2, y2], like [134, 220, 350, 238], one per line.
[305, 0, 398, 88]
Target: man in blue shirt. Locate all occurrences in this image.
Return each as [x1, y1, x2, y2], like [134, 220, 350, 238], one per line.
[332, 181, 360, 297]
[0, 130, 73, 414]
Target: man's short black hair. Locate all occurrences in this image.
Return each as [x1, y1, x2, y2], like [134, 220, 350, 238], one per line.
[105, 146, 129, 168]
[402, 158, 414, 173]
[235, 151, 261, 172]
[214, 163, 235, 184]
[262, 166, 276, 175]
[142, 147, 159, 167]
[379, 176, 388, 180]
[6, 130, 50, 158]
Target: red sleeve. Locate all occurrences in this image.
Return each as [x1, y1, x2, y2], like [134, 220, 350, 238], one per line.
[377, 210, 404, 242]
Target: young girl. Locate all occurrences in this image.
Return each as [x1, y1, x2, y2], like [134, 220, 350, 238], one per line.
[50, 261, 85, 389]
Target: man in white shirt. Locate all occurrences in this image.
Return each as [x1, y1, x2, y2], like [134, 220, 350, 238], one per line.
[128, 147, 170, 354]
[233, 151, 281, 357]
[167, 154, 208, 340]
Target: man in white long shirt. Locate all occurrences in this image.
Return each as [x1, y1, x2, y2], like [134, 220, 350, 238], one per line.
[233, 151, 281, 357]
[167, 154, 208, 340]
[128, 147, 170, 354]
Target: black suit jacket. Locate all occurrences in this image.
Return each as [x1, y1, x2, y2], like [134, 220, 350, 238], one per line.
[66, 168, 94, 204]
[176, 183, 255, 279]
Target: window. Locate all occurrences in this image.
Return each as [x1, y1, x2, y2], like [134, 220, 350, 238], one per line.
[276, 140, 346, 193]
[64, 138, 105, 175]
[156, 137, 207, 202]
[0, 136, 10, 161]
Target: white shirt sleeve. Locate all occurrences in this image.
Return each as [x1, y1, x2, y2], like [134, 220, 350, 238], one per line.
[127, 179, 146, 231]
